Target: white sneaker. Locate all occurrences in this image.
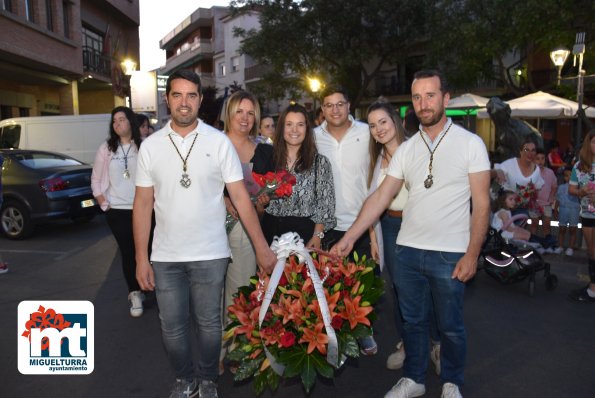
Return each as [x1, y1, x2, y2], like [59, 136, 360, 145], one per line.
[198, 380, 218, 398]
[169, 378, 198, 398]
[430, 343, 441, 376]
[386, 341, 406, 370]
[128, 291, 144, 317]
[385, 377, 425, 398]
[565, 248, 574, 256]
[441, 382, 462, 398]
[553, 246, 564, 254]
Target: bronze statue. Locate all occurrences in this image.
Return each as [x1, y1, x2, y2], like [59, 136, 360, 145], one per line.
[487, 97, 543, 163]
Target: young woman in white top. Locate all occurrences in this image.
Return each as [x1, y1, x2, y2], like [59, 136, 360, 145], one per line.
[91, 106, 144, 317]
[493, 137, 544, 217]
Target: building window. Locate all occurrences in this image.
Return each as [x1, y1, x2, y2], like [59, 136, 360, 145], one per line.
[218, 62, 226, 77]
[19, 107, 30, 117]
[231, 56, 240, 73]
[82, 26, 110, 76]
[82, 26, 104, 54]
[25, 0, 34, 22]
[1, 105, 12, 120]
[46, 0, 54, 31]
[2, 0, 13, 12]
[62, 1, 70, 38]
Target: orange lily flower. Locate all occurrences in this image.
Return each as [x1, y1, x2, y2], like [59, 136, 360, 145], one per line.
[229, 304, 260, 339]
[339, 295, 373, 329]
[272, 294, 304, 326]
[338, 261, 364, 278]
[299, 322, 329, 355]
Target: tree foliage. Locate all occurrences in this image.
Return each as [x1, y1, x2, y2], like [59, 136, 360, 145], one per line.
[231, 0, 594, 106]
[426, 0, 595, 95]
[230, 0, 427, 109]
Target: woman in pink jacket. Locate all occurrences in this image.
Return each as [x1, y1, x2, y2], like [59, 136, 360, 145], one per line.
[91, 106, 144, 317]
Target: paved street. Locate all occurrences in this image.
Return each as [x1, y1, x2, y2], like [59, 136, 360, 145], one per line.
[1, 216, 594, 397]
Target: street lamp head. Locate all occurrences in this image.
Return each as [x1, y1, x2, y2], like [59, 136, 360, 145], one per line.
[550, 47, 570, 86]
[308, 77, 322, 93]
[121, 59, 137, 75]
[550, 47, 570, 67]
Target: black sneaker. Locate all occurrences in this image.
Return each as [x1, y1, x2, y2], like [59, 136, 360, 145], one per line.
[568, 286, 595, 303]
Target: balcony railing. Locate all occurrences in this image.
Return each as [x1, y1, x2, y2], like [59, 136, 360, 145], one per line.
[162, 41, 214, 75]
[82, 46, 111, 77]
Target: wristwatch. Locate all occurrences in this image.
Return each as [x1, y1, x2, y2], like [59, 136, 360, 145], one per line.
[313, 231, 325, 239]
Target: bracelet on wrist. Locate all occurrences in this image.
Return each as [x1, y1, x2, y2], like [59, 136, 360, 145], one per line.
[313, 231, 324, 239]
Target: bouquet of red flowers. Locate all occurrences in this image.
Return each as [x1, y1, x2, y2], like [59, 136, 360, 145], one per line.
[224, 232, 384, 395]
[515, 182, 542, 214]
[252, 170, 297, 198]
[226, 170, 297, 234]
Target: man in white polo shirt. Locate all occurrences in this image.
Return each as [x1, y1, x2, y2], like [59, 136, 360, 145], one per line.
[314, 84, 377, 355]
[133, 70, 276, 398]
[314, 85, 371, 257]
[332, 70, 491, 398]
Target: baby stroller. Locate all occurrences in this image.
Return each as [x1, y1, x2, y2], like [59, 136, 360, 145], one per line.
[478, 214, 558, 296]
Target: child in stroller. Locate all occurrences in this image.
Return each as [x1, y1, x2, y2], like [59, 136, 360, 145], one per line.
[492, 190, 558, 252]
[481, 190, 558, 295]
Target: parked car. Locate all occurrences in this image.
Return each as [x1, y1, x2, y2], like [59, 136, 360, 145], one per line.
[0, 149, 98, 239]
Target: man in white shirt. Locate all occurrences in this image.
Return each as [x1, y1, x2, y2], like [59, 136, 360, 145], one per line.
[314, 85, 371, 257]
[332, 70, 491, 398]
[314, 85, 378, 355]
[133, 70, 275, 398]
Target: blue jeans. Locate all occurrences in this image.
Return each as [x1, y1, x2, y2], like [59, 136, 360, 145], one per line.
[394, 245, 466, 386]
[381, 214, 440, 343]
[152, 259, 229, 382]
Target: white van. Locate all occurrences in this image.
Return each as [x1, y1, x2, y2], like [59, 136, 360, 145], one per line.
[0, 114, 111, 164]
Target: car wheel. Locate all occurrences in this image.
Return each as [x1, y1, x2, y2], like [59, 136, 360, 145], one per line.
[1, 200, 34, 239]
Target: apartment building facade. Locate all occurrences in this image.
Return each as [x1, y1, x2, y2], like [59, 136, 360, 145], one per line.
[0, 0, 140, 119]
[158, 6, 299, 126]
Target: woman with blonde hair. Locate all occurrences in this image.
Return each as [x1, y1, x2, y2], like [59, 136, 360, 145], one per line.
[221, 90, 263, 371]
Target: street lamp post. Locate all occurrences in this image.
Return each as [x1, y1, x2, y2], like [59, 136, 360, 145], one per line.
[573, 32, 586, 148]
[550, 32, 587, 149]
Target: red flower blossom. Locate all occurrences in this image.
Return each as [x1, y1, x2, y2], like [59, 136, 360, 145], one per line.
[331, 315, 344, 330]
[279, 331, 296, 348]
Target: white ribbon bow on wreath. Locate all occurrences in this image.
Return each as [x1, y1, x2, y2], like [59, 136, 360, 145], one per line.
[259, 231, 340, 376]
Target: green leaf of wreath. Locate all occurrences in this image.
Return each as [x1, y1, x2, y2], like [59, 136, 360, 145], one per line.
[234, 358, 260, 381]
